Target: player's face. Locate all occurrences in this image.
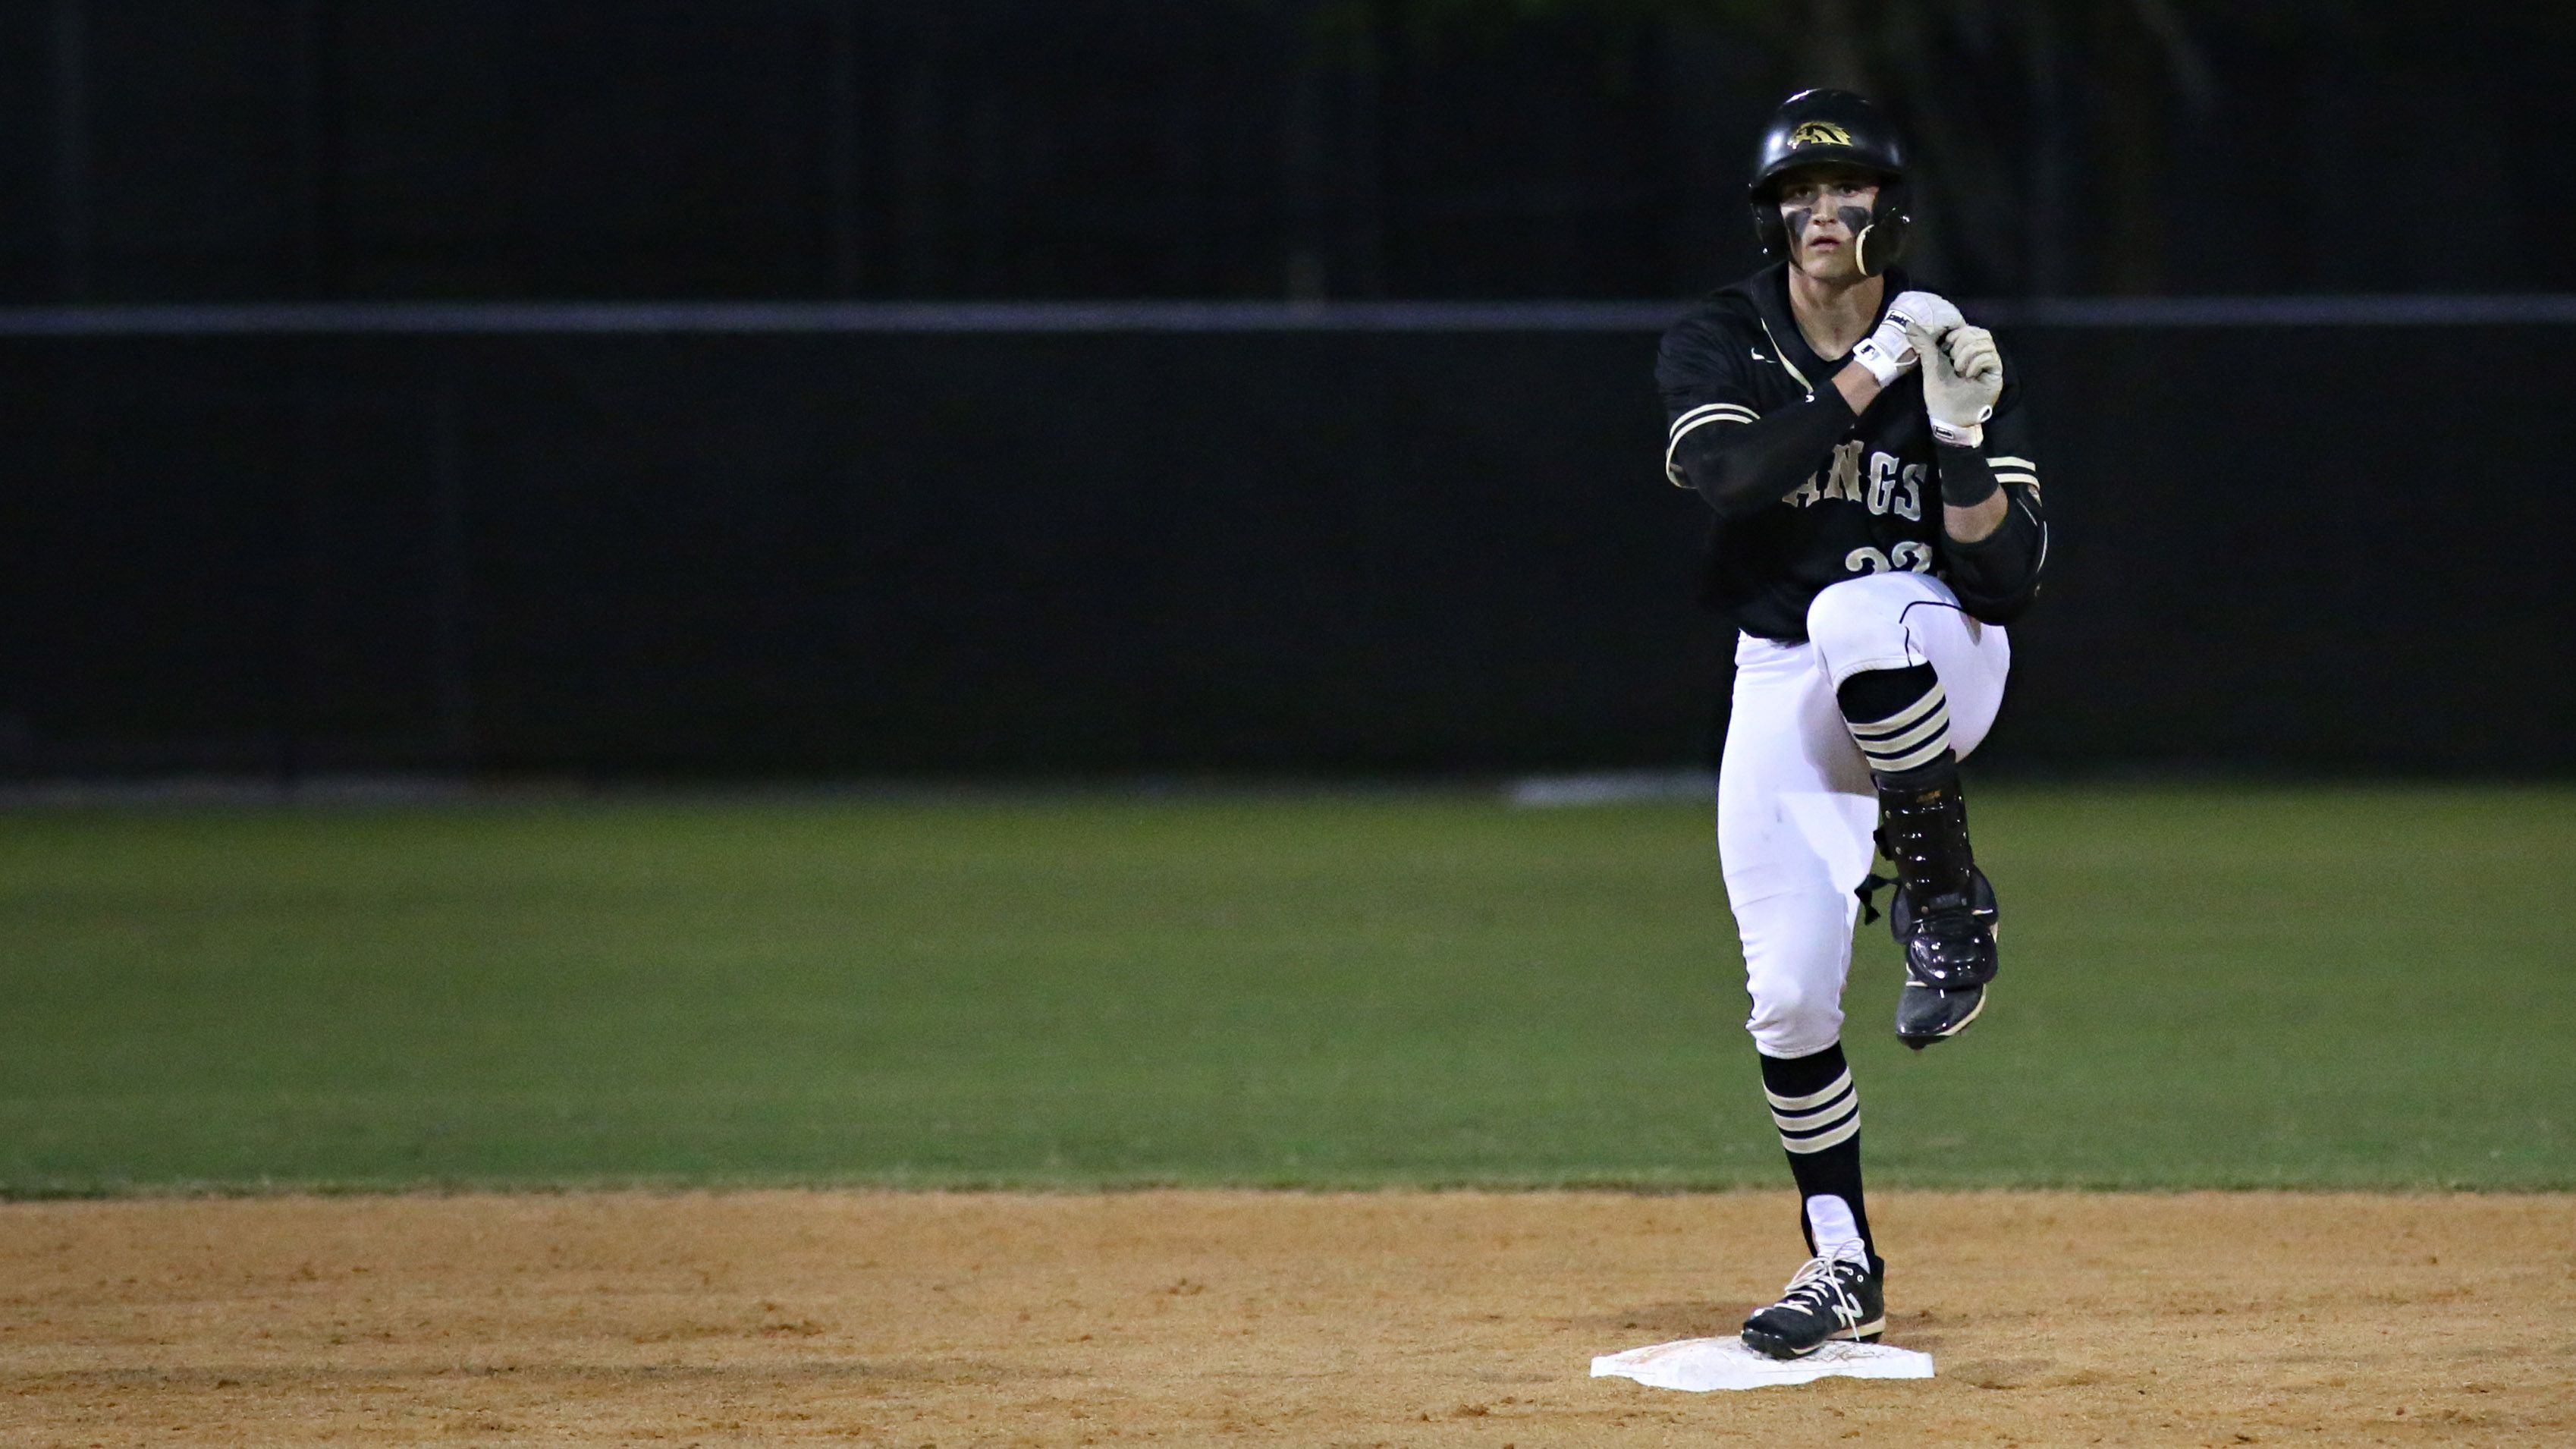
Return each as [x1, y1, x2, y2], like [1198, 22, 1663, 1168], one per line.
[1776, 168, 1880, 282]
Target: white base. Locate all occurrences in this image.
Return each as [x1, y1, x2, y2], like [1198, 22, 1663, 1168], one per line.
[1591, 1336, 1934, 1392]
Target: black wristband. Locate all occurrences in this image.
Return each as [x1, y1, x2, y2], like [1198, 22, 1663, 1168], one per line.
[1934, 443, 2000, 508]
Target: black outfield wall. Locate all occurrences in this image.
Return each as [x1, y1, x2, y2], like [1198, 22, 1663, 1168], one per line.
[1, 321, 2565, 778]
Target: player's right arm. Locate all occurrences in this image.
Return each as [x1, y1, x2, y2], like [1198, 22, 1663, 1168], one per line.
[1657, 312, 1858, 520]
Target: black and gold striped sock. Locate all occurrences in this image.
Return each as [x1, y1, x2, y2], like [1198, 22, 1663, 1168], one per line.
[1839, 664, 1950, 781]
[1758, 1043, 1878, 1273]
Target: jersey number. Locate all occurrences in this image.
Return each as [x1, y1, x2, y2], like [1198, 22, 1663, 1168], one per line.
[1845, 542, 1935, 576]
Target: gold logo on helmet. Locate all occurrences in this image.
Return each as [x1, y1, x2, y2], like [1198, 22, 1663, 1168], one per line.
[1789, 121, 1852, 147]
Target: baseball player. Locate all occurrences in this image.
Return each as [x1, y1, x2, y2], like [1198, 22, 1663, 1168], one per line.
[1656, 89, 2049, 1359]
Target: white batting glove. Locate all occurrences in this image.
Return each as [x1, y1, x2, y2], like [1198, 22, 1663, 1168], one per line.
[1912, 322, 2002, 447]
[1851, 291, 1964, 387]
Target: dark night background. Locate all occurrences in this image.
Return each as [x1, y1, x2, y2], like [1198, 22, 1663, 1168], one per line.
[2, 2, 2571, 779]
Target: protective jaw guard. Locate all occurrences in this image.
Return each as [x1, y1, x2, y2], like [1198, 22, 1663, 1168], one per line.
[1851, 203, 1910, 278]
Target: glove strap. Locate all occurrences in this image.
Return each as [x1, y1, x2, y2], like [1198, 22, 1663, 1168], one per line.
[1852, 332, 1914, 387]
[1929, 419, 1984, 448]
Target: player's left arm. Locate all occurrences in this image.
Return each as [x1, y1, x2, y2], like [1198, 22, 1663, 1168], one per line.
[1918, 328, 2047, 622]
[1934, 382, 2047, 624]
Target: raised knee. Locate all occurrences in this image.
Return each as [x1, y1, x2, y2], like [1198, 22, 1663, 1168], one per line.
[1805, 578, 1910, 677]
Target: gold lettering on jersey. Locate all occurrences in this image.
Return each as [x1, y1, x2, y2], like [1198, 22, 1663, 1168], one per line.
[1782, 446, 1921, 521]
[1825, 442, 1864, 503]
[1789, 121, 1852, 147]
[1866, 453, 1897, 513]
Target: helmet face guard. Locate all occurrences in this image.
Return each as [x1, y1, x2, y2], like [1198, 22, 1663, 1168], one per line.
[1747, 90, 1912, 277]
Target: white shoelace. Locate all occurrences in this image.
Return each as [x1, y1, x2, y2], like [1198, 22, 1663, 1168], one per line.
[1774, 1253, 1868, 1331]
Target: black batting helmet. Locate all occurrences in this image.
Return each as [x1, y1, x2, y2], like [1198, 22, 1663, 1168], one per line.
[1747, 89, 1912, 277]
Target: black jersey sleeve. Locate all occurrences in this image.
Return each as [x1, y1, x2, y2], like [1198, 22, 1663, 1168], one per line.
[1657, 310, 1855, 520]
[1937, 370, 2049, 624]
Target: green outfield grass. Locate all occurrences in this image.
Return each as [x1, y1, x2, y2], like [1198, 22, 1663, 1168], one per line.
[0, 785, 2567, 1196]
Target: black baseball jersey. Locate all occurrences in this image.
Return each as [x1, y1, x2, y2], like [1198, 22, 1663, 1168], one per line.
[1657, 262, 2047, 643]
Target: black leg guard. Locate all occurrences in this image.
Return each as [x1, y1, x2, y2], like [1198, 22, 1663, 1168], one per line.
[1874, 752, 2000, 1050]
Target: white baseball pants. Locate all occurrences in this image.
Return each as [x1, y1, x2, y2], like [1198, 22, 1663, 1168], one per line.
[1718, 572, 2012, 1058]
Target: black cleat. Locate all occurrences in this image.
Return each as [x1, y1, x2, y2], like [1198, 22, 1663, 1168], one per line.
[1741, 1253, 1885, 1359]
[1875, 755, 2000, 1051]
[1891, 866, 1998, 1050]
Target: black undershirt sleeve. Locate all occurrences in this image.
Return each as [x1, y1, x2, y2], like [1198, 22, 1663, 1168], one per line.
[1942, 486, 2045, 623]
[1657, 309, 1861, 520]
[1670, 388, 1857, 519]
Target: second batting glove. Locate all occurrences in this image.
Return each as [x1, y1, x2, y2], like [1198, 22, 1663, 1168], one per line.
[1911, 323, 2003, 447]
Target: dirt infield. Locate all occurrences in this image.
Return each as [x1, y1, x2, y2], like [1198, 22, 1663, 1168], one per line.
[2, 1191, 2568, 1446]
